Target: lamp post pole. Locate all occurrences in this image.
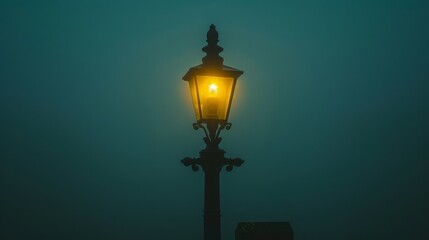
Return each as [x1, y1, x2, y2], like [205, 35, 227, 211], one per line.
[181, 25, 244, 240]
[182, 122, 243, 240]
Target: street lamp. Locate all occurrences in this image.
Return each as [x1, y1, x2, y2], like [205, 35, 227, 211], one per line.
[181, 24, 244, 240]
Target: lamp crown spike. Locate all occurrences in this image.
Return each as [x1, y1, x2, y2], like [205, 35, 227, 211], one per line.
[207, 24, 218, 43]
[202, 24, 224, 67]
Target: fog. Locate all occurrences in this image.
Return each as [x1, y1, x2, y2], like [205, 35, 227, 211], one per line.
[1, 1, 428, 239]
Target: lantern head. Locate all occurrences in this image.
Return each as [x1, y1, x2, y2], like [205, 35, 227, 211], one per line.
[183, 25, 243, 123]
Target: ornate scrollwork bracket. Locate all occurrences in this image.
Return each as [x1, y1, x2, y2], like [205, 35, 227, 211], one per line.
[224, 158, 244, 172]
[181, 156, 244, 173]
[181, 157, 202, 172]
[182, 121, 243, 173]
[192, 122, 232, 145]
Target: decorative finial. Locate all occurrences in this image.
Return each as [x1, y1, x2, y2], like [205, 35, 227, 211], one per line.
[202, 24, 224, 67]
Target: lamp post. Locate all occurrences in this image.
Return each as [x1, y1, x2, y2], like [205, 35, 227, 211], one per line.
[181, 24, 244, 240]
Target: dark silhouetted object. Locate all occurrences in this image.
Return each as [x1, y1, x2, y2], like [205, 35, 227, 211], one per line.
[235, 222, 294, 240]
[181, 24, 244, 240]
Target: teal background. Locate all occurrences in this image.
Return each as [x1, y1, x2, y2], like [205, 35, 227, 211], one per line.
[1, 1, 428, 239]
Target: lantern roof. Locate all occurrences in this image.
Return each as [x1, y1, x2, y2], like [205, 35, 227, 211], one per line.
[182, 64, 243, 81]
[182, 24, 243, 81]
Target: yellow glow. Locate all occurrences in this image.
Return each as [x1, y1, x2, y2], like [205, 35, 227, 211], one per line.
[188, 75, 236, 121]
[197, 76, 234, 120]
[188, 78, 201, 120]
[209, 83, 218, 95]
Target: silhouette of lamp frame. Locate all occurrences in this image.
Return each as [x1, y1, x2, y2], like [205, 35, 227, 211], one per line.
[181, 24, 244, 240]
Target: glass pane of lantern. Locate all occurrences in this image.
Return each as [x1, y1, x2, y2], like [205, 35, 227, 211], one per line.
[196, 75, 234, 121]
[188, 77, 201, 121]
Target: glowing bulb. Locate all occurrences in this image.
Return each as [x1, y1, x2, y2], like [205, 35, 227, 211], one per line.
[209, 83, 218, 94]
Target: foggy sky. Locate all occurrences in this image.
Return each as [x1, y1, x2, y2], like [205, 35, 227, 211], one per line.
[1, 1, 428, 239]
